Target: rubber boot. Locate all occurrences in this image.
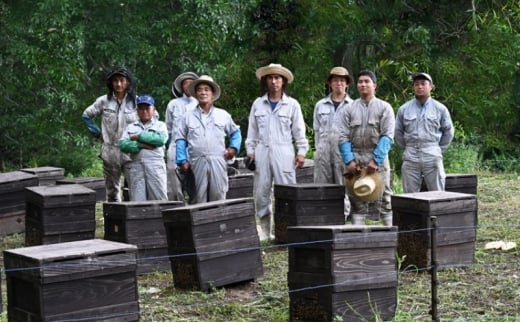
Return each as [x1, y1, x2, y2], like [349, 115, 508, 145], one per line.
[382, 213, 393, 226]
[259, 215, 274, 241]
[351, 213, 365, 225]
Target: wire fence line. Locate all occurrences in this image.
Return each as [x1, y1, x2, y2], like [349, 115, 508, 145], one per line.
[0, 223, 518, 321]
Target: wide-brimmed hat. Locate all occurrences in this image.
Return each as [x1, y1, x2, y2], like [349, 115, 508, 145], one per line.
[255, 63, 294, 83]
[345, 168, 384, 202]
[327, 66, 353, 85]
[172, 72, 199, 97]
[187, 75, 221, 102]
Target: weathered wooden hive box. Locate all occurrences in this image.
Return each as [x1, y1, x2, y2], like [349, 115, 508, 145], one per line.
[0, 171, 39, 235]
[19, 166, 65, 186]
[56, 177, 106, 201]
[392, 190, 478, 269]
[24, 184, 97, 246]
[103, 200, 184, 274]
[287, 225, 398, 321]
[227, 173, 254, 199]
[295, 159, 314, 184]
[420, 173, 478, 195]
[445, 174, 478, 195]
[162, 197, 263, 291]
[3, 239, 139, 322]
[274, 183, 345, 243]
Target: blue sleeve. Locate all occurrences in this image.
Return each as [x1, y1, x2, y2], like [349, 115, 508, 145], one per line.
[229, 129, 242, 154]
[176, 139, 188, 166]
[373, 135, 393, 165]
[81, 113, 101, 138]
[339, 141, 355, 164]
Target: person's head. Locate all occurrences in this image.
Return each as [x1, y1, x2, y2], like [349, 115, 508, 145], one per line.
[187, 75, 221, 107]
[136, 94, 156, 123]
[327, 66, 353, 94]
[356, 70, 377, 98]
[106, 66, 135, 100]
[255, 63, 293, 95]
[412, 72, 434, 100]
[172, 72, 199, 97]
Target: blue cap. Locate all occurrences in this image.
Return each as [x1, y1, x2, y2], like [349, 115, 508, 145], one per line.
[136, 94, 155, 106]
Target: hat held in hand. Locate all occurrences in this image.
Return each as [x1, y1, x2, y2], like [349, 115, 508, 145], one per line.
[346, 167, 384, 202]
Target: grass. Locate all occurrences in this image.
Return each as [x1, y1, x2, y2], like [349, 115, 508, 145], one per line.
[1, 171, 519, 321]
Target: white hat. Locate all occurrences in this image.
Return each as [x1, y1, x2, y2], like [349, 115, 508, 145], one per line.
[346, 168, 384, 202]
[187, 75, 221, 102]
[255, 63, 294, 83]
[412, 72, 433, 84]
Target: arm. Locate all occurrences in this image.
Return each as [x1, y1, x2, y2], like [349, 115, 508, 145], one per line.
[81, 98, 104, 138]
[439, 106, 454, 151]
[291, 101, 309, 158]
[138, 131, 167, 147]
[373, 135, 393, 165]
[228, 129, 242, 155]
[245, 102, 259, 157]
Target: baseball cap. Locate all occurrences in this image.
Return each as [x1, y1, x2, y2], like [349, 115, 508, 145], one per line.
[412, 72, 433, 83]
[136, 94, 155, 106]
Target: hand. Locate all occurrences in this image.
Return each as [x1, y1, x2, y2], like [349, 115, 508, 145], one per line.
[98, 134, 104, 143]
[181, 162, 191, 172]
[224, 147, 236, 160]
[343, 161, 360, 179]
[140, 143, 155, 150]
[294, 155, 305, 169]
[130, 134, 139, 141]
[366, 159, 378, 174]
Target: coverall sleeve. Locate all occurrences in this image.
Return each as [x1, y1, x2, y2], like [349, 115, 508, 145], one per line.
[81, 98, 104, 138]
[394, 106, 406, 149]
[245, 102, 259, 155]
[337, 106, 355, 164]
[291, 102, 309, 157]
[439, 106, 454, 151]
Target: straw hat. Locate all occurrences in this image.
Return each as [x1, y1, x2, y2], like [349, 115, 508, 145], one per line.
[255, 63, 294, 83]
[187, 75, 221, 102]
[172, 72, 199, 97]
[327, 66, 353, 85]
[345, 168, 384, 202]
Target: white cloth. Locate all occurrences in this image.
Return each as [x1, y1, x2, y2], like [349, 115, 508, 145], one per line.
[245, 93, 309, 218]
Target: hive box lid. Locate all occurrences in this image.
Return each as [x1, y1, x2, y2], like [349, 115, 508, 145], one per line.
[104, 200, 184, 219]
[287, 225, 398, 249]
[25, 184, 96, 207]
[4, 239, 137, 262]
[274, 183, 345, 200]
[0, 171, 39, 193]
[162, 197, 254, 226]
[56, 176, 104, 186]
[20, 166, 65, 176]
[392, 191, 477, 214]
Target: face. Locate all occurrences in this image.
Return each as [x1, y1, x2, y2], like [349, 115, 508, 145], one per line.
[111, 75, 129, 94]
[266, 75, 284, 93]
[137, 104, 155, 123]
[356, 75, 376, 97]
[328, 76, 348, 94]
[182, 79, 194, 96]
[195, 83, 214, 105]
[413, 79, 432, 98]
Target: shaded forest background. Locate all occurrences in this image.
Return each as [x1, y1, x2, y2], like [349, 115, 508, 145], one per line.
[1, 0, 520, 176]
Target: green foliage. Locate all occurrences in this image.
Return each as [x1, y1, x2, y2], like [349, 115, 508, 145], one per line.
[2, 0, 520, 174]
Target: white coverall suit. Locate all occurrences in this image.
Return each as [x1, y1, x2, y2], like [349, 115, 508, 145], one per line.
[313, 94, 353, 219]
[120, 118, 169, 201]
[175, 106, 241, 204]
[245, 93, 309, 219]
[165, 95, 198, 201]
[82, 94, 137, 202]
[395, 97, 454, 193]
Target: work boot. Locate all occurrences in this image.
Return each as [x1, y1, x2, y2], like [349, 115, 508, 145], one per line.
[259, 215, 274, 241]
[351, 213, 365, 225]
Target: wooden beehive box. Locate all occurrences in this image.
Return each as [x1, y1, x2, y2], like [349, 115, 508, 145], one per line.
[227, 173, 254, 199]
[295, 159, 314, 184]
[19, 166, 65, 186]
[24, 184, 97, 246]
[392, 190, 478, 269]
[287, 225, 398, 321]
[445, 174, 478, 195]
[3, 239, 139, 322]
[56, 177, 106, 201]
[274, 183, 345, 243]
[0, 171, 39, 235]
[103, 200, 184, 274]
[162, 198, 263, 291]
